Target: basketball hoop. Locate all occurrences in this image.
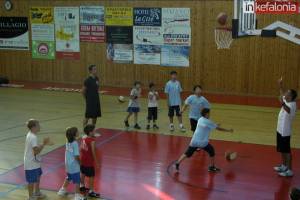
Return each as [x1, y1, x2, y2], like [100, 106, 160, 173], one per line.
[215, 27, 233, 49]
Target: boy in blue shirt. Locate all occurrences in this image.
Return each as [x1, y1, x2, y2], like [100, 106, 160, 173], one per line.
[164, 71, 186, 132]
[175, 108, 233, 172]
[181, 85, 210, 132]
[58, 127, 86, 200]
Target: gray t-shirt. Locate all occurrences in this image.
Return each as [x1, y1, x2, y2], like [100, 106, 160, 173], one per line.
[128, 88, 140, 108]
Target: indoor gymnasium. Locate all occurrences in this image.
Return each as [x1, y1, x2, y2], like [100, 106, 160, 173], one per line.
[0, 0, 300, 200]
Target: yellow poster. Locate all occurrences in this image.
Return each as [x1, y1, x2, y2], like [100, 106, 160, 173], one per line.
[30, 7, 54, 24]
[105, 7, 133, 26]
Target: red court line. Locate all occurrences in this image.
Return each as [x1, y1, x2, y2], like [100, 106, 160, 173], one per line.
[9, 80, 300, 107]
[1, 128, 300, 200]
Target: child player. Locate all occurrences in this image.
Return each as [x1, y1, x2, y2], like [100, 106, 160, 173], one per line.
[147, 82, 159, 130]
[175, 108, 233, 172]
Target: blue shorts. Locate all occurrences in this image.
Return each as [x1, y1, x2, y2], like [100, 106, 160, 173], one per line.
[127, 107, 140, 113]
[66, 172, 80, 184]
[25, 168, 42, 183]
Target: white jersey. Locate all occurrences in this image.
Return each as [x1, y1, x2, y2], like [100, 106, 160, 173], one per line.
[148, 91, 158, 108]
[24, 132, 41, 170]
[277, 98, 297, 137]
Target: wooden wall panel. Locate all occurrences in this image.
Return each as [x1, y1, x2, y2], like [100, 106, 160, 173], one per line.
[0, 0, 299, 97]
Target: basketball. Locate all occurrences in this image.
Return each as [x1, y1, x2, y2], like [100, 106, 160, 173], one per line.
[225, 151, 237, 161]
[217, 12, 228, 26]
[118, 96, 126, 103]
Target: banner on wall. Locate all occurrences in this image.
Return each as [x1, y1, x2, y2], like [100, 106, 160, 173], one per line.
[161, 45, 189, 67]
[30, 7, 55, 59]
[106, 43, 133, 63]
[0, 17, 29, 50]
[163, 31, 191, 46]
[105, 7, 133, 26]
[54, 7, 80, 60]
[133, 26, 163, 45]
[80, 6, 105, 42]
[134, 45, 160, 65]
[133, 8, 161, 26]
[106, 26, 133, 44]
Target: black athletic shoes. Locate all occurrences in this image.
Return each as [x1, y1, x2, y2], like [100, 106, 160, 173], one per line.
[124, 120, 130, 128]
[88, 191, 101, 198]
[134, 124, 141, 129]
[208, 166, 221, 172]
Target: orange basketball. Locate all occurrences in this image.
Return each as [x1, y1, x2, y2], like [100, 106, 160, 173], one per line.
[217, 12, 228, 26]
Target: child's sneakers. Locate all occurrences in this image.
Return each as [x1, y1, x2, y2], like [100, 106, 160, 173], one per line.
[146, 124, 150, 130]
[57, 188, 68, 196]
[75, 193, 87, 200]
[153, 124, 159, 129]
[179, 124, 186, 132]
[33, 191, 46, 199]
[274, 164, 287, 172]
[169, 124, 175, 131]
[88, 191, 101, 198]
[124, 120, 130, 128]
[134, 124, 141, 129]
[279, 169, 293, 177]
[208, 166, 221, 172]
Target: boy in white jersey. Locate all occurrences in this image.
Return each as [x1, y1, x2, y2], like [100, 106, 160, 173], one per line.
[147, 82, 159, 130]
[274, 77, 297, 177]
[24, 119, 52, 200]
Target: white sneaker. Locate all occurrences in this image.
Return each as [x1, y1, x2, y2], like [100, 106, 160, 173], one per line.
[179, 125, 186, 132]
[274, 164, 287, 172]
[279, 169, 293, 177]
[33, 191, 46, 199]
[169, 124, 175, 131]
[57, 188, 68, 196]
[75, 193, 87, 200]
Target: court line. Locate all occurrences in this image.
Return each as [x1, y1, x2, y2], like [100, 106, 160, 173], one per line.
[0, 130, 123, 199]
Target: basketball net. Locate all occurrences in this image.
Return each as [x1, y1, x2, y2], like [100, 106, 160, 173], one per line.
[215, 27, 233, 49]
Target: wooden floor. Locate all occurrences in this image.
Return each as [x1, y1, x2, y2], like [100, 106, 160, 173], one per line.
[0, 87, 299, 200]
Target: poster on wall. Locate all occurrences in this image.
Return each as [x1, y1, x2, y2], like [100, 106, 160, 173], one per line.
[0, 17, 29, 50]
[54, 7, 80, 60]
[161, 45, 189, 67]
[30, 7, 55, 59]
[133, 26, 163, 45]
[163, 30, 191, 46]
[106, 43, 133, 63]
[134, 45, 160, 65]
[162, 8, 190, 33]
[105, 7, 133, 26]
[80, 6, 105, 42]
[133, 8, 161, 26]
[106, 26, 133, 44]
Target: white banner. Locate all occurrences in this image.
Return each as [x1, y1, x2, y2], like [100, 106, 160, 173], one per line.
[134, 45, 161, 65]
[133, 26, 163, 45]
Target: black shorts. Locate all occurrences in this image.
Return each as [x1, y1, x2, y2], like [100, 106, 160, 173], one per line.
[168, 105, 181, 117]
[184, 143, 215, 158]
[276, 132, 291, 153]
[190, 118, 198, 132]
[148, 107, 158, 120]
[80, 166, 95, 177]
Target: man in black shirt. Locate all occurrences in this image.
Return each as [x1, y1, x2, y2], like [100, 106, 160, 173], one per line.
[82, 65, 101, 127]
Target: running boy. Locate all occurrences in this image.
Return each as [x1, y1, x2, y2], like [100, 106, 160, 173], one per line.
[24, 119, 53, 200]
[274, 77, 297, 177]
[175, 108, 233, 172]
[124, 81, 142, 129]
[164, 71, 186, 132]
[58, 127, 86, 200]
[181, 85, 210, 132]
[147, 82, 159, 130]
[80, 124, 100, 198]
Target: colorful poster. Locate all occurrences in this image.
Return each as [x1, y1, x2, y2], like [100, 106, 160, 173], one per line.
[107, 43, 133, 63]
[0, 17, 29, 50]
[54, 7, 80, 60]
[163, 31, 191, 46]
[133, 8, 161, 26]
[80, 6, 105, 42]
[133, 26, 163, 45]
[161, 45, 189, 67]
[106, 26, 133, 44]
[30, 7, 55, 59]
[105, 7, 133, 26]
[134, 45, 160, 65]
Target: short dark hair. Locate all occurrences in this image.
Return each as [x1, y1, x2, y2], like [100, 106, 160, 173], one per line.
[193, 85, 202, 91]
[134, 81, 141, 86]
[149, 82, 155, 88]
[84, 124, 95, 135]
[170, 71, 177, 75]
[201, 108, 210, 117]
[290, 89, 298, 101]
[66, 127, 78, 143]
[88, 64, 96, 72]
[26, 119, 39, 129]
